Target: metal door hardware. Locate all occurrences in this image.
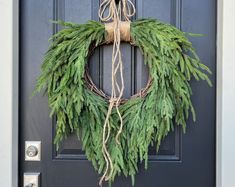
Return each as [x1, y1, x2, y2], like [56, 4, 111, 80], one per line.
[25, 184, 33, 187]
[24, 173, 40, 187]
[25, 141, 41, 161]
[26, 145, 38, 157]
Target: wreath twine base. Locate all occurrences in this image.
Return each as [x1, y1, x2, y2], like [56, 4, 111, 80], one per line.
[105, 21, 132, 43]
[34, 19, 212, 186]
[87, 21, 152, 106]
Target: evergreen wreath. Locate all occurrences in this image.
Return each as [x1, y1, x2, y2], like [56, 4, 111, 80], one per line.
[34, 19, 212, 185]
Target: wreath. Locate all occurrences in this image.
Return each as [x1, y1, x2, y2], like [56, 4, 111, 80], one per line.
[34, 1, 211, 186]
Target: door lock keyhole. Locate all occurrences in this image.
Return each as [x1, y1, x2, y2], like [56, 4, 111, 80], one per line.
[26, 145, 38, 157]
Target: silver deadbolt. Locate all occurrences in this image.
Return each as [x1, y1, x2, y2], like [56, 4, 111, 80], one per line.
[25, 141, 41, 161]
[26, 145, 38, 157]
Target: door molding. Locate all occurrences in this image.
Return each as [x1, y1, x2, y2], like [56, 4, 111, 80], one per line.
[0, 0, 232, 186]
[0, 0, 19, 187]
[216, 0, 235, 187]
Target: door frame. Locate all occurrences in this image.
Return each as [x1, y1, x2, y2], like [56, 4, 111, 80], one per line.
[0, 0, 232, 186]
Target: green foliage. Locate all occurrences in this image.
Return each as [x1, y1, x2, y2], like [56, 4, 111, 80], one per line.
[34, 19, 211, 185]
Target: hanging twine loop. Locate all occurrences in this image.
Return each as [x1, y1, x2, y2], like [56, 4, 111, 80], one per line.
[98, 0, 135, 186]
[99, 0, 135, 22]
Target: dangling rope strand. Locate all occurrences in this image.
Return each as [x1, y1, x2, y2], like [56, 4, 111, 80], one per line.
[114, 5, 125, 144]
[98, 0, 136, 186]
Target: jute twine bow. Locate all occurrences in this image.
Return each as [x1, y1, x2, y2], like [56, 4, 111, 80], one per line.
[98, 0, 135, 185]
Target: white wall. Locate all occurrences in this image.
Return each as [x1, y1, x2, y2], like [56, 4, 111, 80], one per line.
[0, 0, 18, 187]
[218, 0, 235, 186]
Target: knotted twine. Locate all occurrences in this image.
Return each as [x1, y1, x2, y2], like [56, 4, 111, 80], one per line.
[98, 0, 135, 185]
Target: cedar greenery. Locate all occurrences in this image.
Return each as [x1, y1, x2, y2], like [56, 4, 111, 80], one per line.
[34, 19, 212, 185]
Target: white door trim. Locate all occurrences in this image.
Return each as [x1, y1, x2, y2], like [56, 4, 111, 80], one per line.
[217, 0, 235, 187]
[216, 0, 223, 186]
[0, 0, 19, 187]
[0, 0, 233, 187]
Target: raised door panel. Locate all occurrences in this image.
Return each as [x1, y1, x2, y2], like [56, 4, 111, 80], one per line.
[54, 0, 181, 162]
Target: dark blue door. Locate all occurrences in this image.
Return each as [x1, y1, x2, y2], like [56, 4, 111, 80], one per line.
[20, 0, 216, 186]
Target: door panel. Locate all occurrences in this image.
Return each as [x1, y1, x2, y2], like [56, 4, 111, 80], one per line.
[20, 0, 216, 187]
